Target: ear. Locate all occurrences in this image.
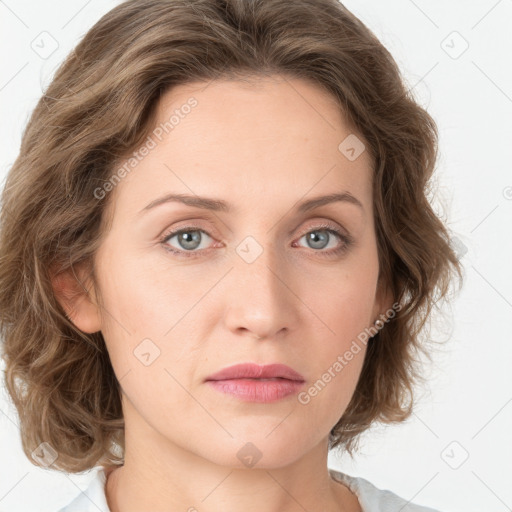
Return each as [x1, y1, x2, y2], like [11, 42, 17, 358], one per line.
[50, 261, 102, 334]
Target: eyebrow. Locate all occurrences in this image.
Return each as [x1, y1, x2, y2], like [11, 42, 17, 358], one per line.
[138, 191, 364, 215]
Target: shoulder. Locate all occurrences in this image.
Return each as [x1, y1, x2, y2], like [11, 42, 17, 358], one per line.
[57, 467, 110, 512]
[329, 468, 444, 512]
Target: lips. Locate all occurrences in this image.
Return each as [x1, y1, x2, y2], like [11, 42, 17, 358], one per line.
[205, 363, 305, 382]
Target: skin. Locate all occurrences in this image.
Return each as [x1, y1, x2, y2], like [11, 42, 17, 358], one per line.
[54, 74, 393, 512]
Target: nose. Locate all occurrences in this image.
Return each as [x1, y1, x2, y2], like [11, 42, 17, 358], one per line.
[222, 236, 301, 341]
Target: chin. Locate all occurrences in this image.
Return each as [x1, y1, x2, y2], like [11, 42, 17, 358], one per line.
[195, 431, 314, 470]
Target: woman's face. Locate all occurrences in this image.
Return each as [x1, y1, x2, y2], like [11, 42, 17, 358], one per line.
[83, 75, 389, 468]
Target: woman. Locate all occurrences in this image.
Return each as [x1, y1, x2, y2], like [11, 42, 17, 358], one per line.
[0, 0, 463, 511]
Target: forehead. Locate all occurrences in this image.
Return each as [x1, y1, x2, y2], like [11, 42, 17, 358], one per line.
[153, 75, 359, 151]
[106, 75, 374, 224]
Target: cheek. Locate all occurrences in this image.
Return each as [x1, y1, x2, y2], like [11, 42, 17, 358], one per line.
[296, 263, 376, 413]
[97, 249, 194, 336]
[322, 282, 376, 340]
[305, 263, 378, 340]
[96, 253, 211, 393]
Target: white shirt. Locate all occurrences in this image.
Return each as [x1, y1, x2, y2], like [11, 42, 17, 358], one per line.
[57, 466, 442, 512]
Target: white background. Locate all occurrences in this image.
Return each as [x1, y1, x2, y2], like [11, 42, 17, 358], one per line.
[1, 1, 511, 511]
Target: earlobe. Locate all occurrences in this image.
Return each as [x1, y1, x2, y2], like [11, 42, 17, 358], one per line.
[50, 262, 102, 334]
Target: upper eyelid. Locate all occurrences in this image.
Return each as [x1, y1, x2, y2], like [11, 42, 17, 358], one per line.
[163, 215, 347, 233]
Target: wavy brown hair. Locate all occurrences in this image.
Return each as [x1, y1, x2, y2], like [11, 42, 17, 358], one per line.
[0, 0, 463, 473]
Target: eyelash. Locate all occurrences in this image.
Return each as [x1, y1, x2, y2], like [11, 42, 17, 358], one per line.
[158, 222, 354, 259]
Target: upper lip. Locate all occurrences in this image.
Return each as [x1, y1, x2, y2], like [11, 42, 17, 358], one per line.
[205, 363, 305, 382]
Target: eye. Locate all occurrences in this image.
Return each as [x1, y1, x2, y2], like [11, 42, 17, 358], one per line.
[293, 223, 353, 256]
[159, 222, 353, 258]
[160, 227, 214, 256]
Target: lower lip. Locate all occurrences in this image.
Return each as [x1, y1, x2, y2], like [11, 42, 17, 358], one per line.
[206, 378, 305, 402]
